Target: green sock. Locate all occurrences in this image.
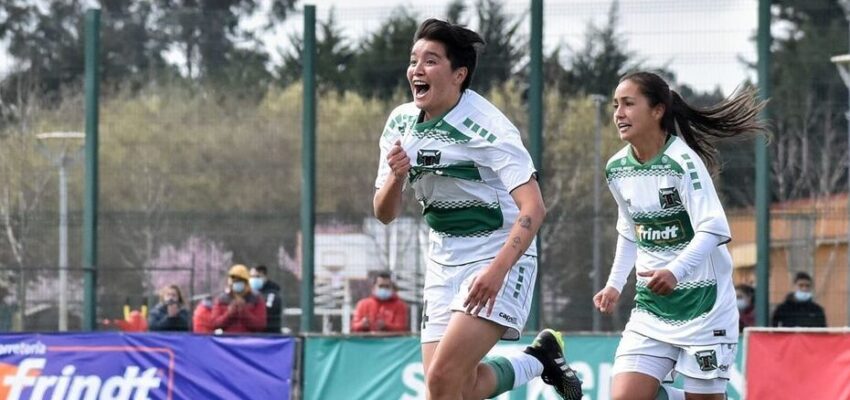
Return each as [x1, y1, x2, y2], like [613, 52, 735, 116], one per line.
[482, 356, 515, 398]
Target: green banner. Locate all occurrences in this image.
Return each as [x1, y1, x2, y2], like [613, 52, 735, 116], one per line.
[303, 334, 744, 400]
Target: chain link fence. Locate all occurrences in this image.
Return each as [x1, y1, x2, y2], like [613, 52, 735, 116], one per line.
[0, 0, 847, 333]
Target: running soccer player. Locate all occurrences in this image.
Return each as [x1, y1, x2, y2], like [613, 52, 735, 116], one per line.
[374, 18, 582, 400]
[593, 71, 766, 400]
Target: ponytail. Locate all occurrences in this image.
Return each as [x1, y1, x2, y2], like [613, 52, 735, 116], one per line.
[620, 72, 767, 173]
[669, 87, 766, 172]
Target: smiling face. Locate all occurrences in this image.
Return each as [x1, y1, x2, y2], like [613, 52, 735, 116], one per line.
[612, 79, 666, 143]
[407, 39, 467, 120]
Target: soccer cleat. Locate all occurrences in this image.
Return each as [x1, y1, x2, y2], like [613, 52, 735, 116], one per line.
[523, 328, 583, 400]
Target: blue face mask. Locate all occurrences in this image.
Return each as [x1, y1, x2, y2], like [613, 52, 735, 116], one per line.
[249, 277, 265, 292]
[374, 288, 392, 300]
[794, 290, 812, 302]
[232, 281, 246, 294]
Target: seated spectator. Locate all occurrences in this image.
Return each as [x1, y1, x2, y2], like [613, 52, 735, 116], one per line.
[211, 264, 267, 333]
[772, 271, 827, 328]
[192, 295, 214, 334]
[736, 283, 755, 332]
[352, 272, 408, 333]
[250, 265, 283, 333]
[148, 285, 190, 331]
[102, 298, 148, 332]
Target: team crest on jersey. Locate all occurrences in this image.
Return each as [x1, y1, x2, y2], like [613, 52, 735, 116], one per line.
[417, 149, 441, 166]
[658, 187, 682, 209]
[695, 350, 718, 371]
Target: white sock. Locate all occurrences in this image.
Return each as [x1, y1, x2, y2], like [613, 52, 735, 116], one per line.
[505, 352, 544, 389]
[660, 385, 685, 400]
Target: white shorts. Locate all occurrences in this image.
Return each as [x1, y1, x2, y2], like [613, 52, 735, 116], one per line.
[612, 330, 736, 394]
[420, 255, 537, 343]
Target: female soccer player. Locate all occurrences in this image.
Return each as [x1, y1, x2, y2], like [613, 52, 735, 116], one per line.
[593, 71, 765, 400]
[374, 18, 582, 400]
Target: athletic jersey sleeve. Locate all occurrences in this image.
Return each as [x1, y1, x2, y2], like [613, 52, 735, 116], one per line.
[606, 234, 636, 292]
[478, 121, 537, 192]
[665, 231, 725, 283]
[375, 106, 407, 190]
[678, 154, 731, 243]
[608, 182, 636, 242]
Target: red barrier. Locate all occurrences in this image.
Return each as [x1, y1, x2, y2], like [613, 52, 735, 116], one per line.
[746, 330, 850, 400]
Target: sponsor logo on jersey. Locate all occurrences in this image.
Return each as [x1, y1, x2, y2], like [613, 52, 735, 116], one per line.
[417, 149, 441, 166]
[658, 187, 682, 209]
[695, 349, 718, 371]
[635, 223, 682, 242]
[498, 312, 517, 324]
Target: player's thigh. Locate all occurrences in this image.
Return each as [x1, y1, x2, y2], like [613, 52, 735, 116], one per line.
[428, 312, 506, 383]
[611, 371, 662, 400]
[684, 392, 726, 400]
[421, 342, 439, 377]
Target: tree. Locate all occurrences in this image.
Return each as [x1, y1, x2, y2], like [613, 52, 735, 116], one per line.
[764, 0, 848, 202]
[562, 0, 636, 96]
[445, 0, 467, 24]
[0, 0, 172, 105]
[349, 7, 419, 99]
[471, 0, 525, 94]
[277, 8, 355, 94]
[153, 0, 296, 94]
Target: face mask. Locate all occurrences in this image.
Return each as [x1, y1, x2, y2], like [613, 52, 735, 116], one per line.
[374, 288, 392, 300]
[736, 299, 749, 310]
[249, 277, 265, 292]
[794, 290, 812, 302]
[232, 281, 246, 294]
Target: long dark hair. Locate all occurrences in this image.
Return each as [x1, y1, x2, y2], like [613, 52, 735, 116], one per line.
[620, 71, 767, 172]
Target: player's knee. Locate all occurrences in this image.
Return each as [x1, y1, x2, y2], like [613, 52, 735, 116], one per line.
[426, 364, 463, 395]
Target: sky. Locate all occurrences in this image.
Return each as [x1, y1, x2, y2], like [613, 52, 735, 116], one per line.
[0, 0, 759, 94]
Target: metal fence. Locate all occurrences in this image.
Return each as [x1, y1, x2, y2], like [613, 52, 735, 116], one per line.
[0, 0, 847, 333]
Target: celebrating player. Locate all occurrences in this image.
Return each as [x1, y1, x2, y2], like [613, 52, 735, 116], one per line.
[374, 18, 582, 400]
[594, 71, 765, 400]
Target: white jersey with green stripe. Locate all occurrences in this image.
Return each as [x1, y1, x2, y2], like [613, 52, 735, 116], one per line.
[375, 90, 537, 266]
[605, 135, 738, 345]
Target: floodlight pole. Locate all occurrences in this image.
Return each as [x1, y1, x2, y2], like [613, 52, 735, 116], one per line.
[590, 94, 606, 332]
[36, 132, 84, 332]
[836, 0, 850, 325]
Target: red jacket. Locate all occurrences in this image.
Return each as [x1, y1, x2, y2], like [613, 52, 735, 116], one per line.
[211, 292, 267, 333]
[352, 294, 408, 333]
[193, 301, 214, 334]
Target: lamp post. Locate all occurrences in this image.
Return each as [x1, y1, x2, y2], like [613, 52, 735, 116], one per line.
[36, 131, 84, 331]
[590, 94, 606, 332]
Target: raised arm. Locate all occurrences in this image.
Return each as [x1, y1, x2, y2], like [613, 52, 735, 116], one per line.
[373, 140, 410, 224]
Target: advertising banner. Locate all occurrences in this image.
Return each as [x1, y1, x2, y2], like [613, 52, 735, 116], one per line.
[304, 334, 745, 400]
[745, 330, 850, 400]
[0, 333, 295, 400]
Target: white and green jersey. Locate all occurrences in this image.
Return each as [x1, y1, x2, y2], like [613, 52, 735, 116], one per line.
[606, 135, 738, 345]
[375, 90, 537, 266]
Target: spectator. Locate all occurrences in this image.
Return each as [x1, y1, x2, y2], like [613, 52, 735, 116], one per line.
[211, 264, 267, 333]
[0, 284, 18, 331]
[102, 299, 148, 332]
[148, 285, 190, 331]
[192, 295, 214, 334]
[772, 271, 826, 327]
[250, 265, 283, 333]
[736, 284, 755, 332]
[352, 272, 408, 333]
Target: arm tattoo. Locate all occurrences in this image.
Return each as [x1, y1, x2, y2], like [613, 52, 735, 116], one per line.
[518, 215, 532, 229]
[510, 236, 522, 249]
